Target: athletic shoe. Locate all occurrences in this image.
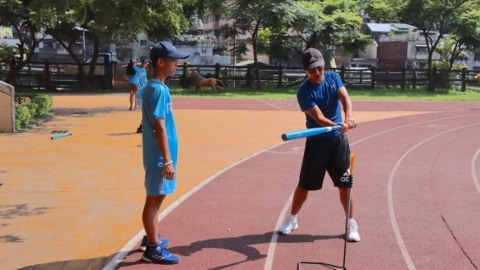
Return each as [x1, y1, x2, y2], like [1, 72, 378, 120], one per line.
[136, 127, 142, 133]
[142, 245, 179, 264]
[129, 106, 132, 111]
[278, 215, 298, 234]
[139, 234, 170, 251]
[347, 219, 361, 242]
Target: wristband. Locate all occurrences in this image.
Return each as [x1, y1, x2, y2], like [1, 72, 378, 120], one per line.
[163, 160, 173, 165]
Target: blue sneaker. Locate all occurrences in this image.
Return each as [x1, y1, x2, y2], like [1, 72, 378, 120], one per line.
[142, 245, 180, 264]
[139, 234, 170, 251]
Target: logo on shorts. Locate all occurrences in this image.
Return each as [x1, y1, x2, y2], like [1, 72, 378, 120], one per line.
[340, 169, 350, 183]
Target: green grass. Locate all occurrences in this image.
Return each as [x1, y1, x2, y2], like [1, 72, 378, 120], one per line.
[170, 86, 480, 101]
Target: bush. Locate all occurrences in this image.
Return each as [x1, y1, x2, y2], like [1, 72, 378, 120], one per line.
[15, 103, 31, 130]
[26, 101, 38, 116]
[14, 93, 53, 129]
[32, 94, 53, 115]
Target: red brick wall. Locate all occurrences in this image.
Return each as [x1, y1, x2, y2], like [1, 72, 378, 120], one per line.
[377, 41, 408, 70]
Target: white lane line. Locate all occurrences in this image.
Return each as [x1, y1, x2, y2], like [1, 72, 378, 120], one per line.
[264, 113, 480, 270]
[256, 99, 286, 111]
[387, 122, 480, 270]
[263, 191, 294, 270]
[102, 142, 287, 270]
[472, 147, 480, 195]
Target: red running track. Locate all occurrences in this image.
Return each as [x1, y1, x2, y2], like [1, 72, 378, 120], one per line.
[105, 102, 480, 270]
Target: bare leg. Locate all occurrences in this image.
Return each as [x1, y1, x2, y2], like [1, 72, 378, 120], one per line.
[338, 188, 354, 218]
[290, 186, 309, 215]
[142, 195, 166, 244]
[129, 91, 134, 107]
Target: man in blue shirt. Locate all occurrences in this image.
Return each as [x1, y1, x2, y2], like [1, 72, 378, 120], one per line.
[139, 42, 189, 265]
[278, 48, 360, 242]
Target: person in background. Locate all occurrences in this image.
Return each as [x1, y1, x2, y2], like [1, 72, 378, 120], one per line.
[135, 59, 149, 133]
[124, 58, 141, 110]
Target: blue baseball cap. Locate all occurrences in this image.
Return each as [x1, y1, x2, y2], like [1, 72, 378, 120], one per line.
[150, 42, 190, 64]
[141, 59, 148, 64]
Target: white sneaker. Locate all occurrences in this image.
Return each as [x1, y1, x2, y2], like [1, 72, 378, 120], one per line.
[347, 219, 361, 242]
[278, 215, 298, 234]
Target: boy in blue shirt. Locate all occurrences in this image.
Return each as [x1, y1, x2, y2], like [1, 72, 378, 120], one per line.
[140, 42, 189, 264]
[278, 48, 360, 242]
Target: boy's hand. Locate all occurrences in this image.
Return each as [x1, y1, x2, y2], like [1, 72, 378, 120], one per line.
[163, 163, 175, 180]
[345, 117, 356, 129]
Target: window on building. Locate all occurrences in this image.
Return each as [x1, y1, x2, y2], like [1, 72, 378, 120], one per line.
[43, 42, 55, 49]
[215, 15, 220, 21]
[140, 40, 147, 46]
[416, 46, 427, 53]
[475, 53, 480, 61]
[241, 29, 246, 35]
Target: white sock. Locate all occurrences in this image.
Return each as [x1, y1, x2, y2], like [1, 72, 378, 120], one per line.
[290, 214, 298, 220]
[349, 218, 355, 224]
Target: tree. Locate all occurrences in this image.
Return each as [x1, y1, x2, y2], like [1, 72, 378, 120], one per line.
[265, 0, 371, 67]
[0, 0, 47, 84]
[32, 0, 194, 88]
[219, 0, 297, 89]
[366, 0, 480, 91]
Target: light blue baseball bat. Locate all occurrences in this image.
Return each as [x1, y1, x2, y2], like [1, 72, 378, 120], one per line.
[51, 133, 72, 140]
[281, 125, 342, 141]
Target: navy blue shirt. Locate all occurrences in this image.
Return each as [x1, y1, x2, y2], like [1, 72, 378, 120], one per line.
[297, 72, 344, 139]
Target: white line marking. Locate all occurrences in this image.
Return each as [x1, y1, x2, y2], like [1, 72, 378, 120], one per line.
[102, 142, 287, 270]
[387, 122, 480, 270]
[264, 191, 294, 270]
[256, 99, 285, 111]
[472, 147, 480, 195]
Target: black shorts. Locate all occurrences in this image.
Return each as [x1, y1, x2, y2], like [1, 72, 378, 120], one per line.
[298, 134, 351, 190]
[128, 83, 139, 92]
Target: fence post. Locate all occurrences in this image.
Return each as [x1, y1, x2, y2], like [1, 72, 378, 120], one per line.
[370, 66, 376, 89]
[277, 65, 283, 88]
[386, 70, 390, 88]
[215, 63, 221, 79]
[359, 70, 363, 84]
[401, 67, 406, 90]
[413, 69, 417, 89]
[182, 63, 188, 76]
[111, 61, 116, 88]
[45, 59, 51, 90]
[340, 66, 345, 83]
[461, 67, 467, 92]
[246, 64, 252, 87]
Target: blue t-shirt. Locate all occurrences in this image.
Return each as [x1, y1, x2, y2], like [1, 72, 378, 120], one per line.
[142, 79, 178, 170]
[125, 66, 142, 84]
[297, 72, 344, 139]
[138, 67, 148, 86]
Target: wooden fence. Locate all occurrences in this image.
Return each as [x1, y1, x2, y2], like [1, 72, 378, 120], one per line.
[1, 60, 479, 91]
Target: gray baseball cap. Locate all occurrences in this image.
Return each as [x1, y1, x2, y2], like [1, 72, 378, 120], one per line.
[302, 48, 325, 70]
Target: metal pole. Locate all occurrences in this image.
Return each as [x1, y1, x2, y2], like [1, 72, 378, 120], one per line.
[233, 35, 236, 88]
